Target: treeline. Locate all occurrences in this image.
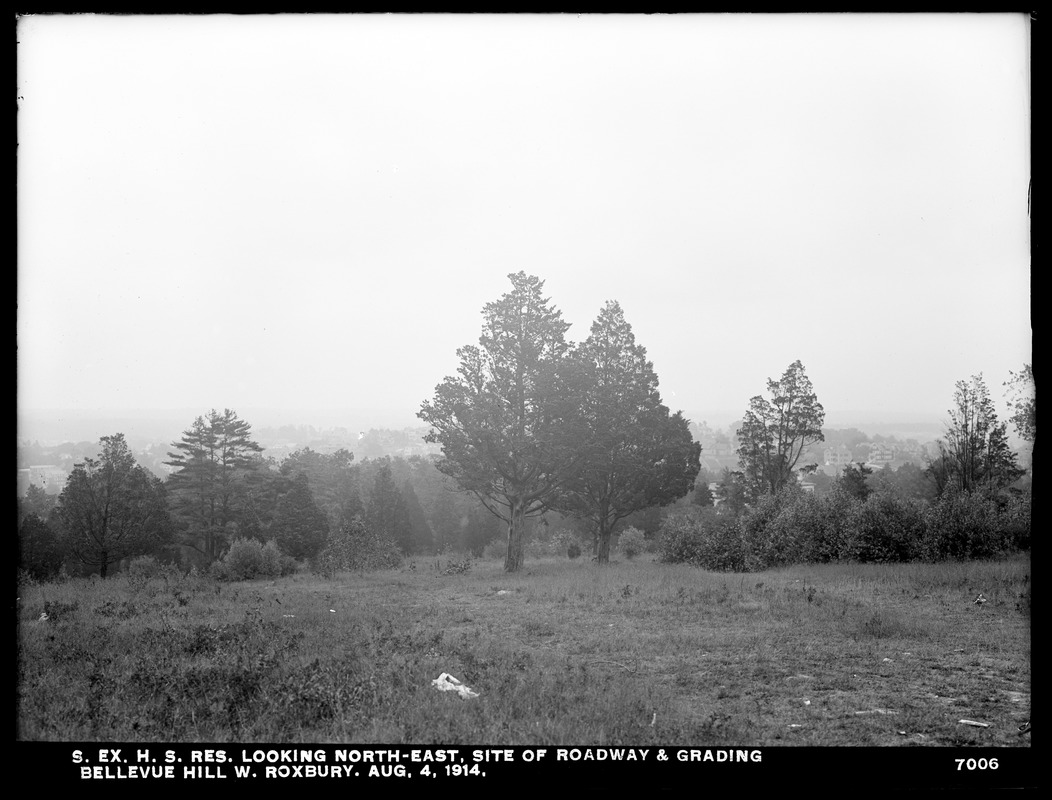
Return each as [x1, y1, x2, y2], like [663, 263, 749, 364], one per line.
[16, 409, 537, 581]
[17, 269, 1033, 580]
[661, 369, 1034, 571]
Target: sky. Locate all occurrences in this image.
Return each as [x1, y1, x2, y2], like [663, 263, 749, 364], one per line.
[17, 13, 1031, 442]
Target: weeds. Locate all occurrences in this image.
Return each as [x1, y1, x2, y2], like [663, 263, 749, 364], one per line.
[17, 554, 1029, 745]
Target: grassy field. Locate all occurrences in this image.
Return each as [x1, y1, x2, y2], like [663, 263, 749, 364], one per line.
[17, 553, 1030, 746]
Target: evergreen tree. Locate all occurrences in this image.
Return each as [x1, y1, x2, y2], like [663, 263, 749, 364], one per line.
[715, 469, 750, 516]
[19, 513, 64, 580]
[555, 301, 700, 564]
[19, 483, 57, 524]
[279, 447, 360, 529]
[401, 480, 435, 555]
[839, 462, 873, 502]
[272, 472, 330, 560]
[419, 272, 578, 572]
[366, 460, 414, 555]
[165, 408, 263, 562]
[427, 484, 462, 554]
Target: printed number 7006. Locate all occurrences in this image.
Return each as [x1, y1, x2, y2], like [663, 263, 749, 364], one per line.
[956, 758, 998, 770]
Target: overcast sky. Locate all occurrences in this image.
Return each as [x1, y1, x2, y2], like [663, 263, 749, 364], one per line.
[17, 13, 1031, 439]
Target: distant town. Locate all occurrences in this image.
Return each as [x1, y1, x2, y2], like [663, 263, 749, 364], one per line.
[19, 415, 1022, 500]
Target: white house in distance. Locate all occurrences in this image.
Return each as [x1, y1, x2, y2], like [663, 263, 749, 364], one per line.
[17, 465, 67, 495]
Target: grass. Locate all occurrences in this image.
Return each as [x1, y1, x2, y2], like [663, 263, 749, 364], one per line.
[16, 553, 1030, 745]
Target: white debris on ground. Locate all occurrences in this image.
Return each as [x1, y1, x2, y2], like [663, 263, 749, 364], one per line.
[431, 673, 479, 699]
[959, 719, 991, 728]
[854, 709, 899, 715]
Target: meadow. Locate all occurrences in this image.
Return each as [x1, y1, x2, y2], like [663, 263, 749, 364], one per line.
[17, 553, 1030, 747]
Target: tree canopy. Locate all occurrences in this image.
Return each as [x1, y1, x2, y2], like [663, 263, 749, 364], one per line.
[555, 300, 700, 563]
[930, 374, 1024, 495]
[1004, 364, 1035, 444]
[419, 272, 579, 572]
[56, 433, 172, 577]
[736, 360, 825, 499]
[165, 408, 264, 562]
[272, 472, 330, 560]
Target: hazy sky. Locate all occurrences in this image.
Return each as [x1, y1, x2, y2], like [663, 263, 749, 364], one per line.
[17, 13, 1031, 437]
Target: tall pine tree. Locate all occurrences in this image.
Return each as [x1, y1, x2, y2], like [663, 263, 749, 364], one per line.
[165, 408, 264, 562]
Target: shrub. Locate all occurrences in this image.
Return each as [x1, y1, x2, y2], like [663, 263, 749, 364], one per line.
[1000, 489, 1031, 551]
[443, 556, 472, 575]
[212, 538, 266, 581]
[312, 516, 402, 576]
[921, 488, 1010, 561]
[567, 542, 582, 560]
[126, 555, 162, 579]
[845, 493, 925, 563]
[261, 540, 298, 577]
[739, 490, 804, 569]
[658, 508, 747, 571]
[813, 486, 862, 562]
[768, 487, 862, 564]
[617, 527, 647, 559]
[711, 486, 864, 568]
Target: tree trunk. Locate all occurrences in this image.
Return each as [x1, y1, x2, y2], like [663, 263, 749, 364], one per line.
[596, 521, 612, 564]
[504, 500, 526, 573]
[100, 551, 109, 579]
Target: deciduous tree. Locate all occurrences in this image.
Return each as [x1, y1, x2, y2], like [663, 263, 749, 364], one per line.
[56, 434, 172, 577]
[280, 447, 361, 529]
[736, 360, 825, 498]
[1004, 363, 1035, 444]
[931, 374, 1025, 495]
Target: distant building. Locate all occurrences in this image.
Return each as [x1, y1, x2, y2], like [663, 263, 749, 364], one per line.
[21, 465, 67, 495]
[823, 446, 853, 466]
[868, 443, 895, 466]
